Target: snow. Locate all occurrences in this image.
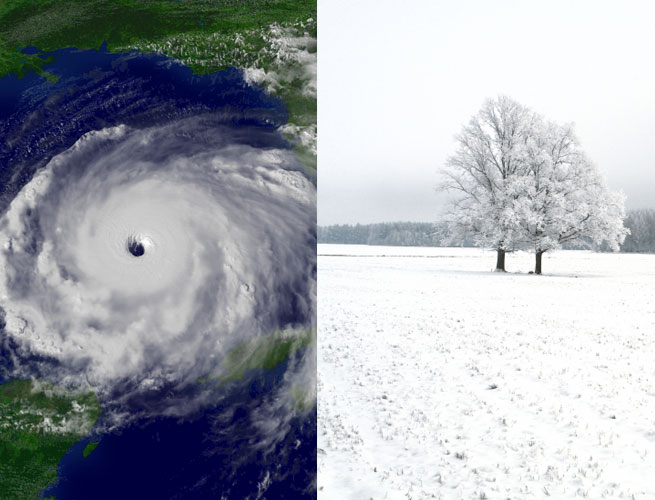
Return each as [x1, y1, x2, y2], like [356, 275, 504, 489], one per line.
[318, 244, 655, 499]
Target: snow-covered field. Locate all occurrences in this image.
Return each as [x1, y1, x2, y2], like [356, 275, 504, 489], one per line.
[318, 244, 655, 499]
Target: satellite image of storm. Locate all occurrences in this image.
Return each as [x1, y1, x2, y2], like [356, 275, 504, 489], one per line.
[0, 1, 316, 499]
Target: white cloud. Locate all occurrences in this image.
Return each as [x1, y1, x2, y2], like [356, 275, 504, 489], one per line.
[0, 118, 316, 419]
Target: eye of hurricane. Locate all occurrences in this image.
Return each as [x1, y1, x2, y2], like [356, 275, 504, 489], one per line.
[127, 236, 146, 257]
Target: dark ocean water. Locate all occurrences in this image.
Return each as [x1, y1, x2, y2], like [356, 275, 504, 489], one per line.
[43, 361, 316, 500]
[0, 43, 288, 213]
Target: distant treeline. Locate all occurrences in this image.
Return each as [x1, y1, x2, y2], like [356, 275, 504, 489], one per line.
[318, 222, 452, 247]
[621, 209, 655, 253]
[319, 209, 655, 252]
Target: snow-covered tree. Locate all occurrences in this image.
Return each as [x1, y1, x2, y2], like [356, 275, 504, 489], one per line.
[441, 96, 628, 274]
[517, 121, 628, 273]
[440, 96, 537, 271]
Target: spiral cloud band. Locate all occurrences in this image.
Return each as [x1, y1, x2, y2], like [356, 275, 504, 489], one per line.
[0, 116, 315, 395]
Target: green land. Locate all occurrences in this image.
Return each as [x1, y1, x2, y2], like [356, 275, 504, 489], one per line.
[82, 441, 99, 459]
[0, 380, 100, 500]
[0, 0, 316, 78]
[201, 328, 314, 385]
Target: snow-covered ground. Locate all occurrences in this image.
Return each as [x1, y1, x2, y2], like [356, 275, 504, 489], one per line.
[318, 244, 655, 499]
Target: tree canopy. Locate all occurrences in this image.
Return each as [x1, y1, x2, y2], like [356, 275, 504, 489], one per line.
[440, 96, 628, 273]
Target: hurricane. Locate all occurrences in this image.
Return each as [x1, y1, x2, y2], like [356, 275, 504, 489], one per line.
[0, 46, 316, 498]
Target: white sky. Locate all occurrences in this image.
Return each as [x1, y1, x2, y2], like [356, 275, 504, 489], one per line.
[318, 0, 655, 225]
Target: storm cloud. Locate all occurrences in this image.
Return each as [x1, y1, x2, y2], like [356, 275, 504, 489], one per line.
[0, 115, 315, 400]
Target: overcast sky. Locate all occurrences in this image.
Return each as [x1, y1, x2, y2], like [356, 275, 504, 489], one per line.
[318, 0, 655, 225]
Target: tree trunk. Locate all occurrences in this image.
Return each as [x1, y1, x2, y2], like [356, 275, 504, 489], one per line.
[495, 249, 506, 272]
[535, 250, 544, 275]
